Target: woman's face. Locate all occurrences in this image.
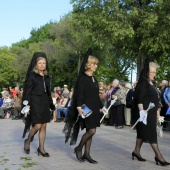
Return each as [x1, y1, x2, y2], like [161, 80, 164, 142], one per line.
[36, 59, 46, 71]
[89, 62, 98, 72]
[149, 66, 157, 81]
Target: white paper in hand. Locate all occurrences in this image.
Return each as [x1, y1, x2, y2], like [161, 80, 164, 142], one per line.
[21, 105, 30, 114]
[139, 110, 145, 122]
[142, 113, 147, 125]
[102, 106, 108, 115]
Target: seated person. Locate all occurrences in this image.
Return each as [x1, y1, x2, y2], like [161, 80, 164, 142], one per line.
[56, 92, 72, 122]
[12, 94, 22, 120]
[0, 92, 12, 118]
[51, 93, 59, 122]
[54, 94, 68, 122]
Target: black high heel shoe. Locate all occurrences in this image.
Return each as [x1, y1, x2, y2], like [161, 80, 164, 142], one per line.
[24, 139, 30, 154]
[132, 152, 146, 161]
[83, 154, 98, 164]
[155, 157, 170, 166]
[37, 148, 50, 157]
[74, 147, 84, 162]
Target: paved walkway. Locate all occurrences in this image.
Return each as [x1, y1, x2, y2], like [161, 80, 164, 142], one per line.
[0, 119, 170, 170]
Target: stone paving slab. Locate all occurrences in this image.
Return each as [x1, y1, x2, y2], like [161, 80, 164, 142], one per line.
[0, 119, 170, 170]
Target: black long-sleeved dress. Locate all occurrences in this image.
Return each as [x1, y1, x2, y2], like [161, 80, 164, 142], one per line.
[77, 73, 103, 129]
[23, 71, 54, 124]
[135, 79, 160, 143]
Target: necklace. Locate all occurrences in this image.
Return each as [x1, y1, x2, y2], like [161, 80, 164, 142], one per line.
[85, 72, 95, 82]
[43, 76, 46, 92]
[151, 84, 160, 99]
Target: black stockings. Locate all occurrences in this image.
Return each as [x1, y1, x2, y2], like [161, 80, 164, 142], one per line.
[134, 138, 166, 161]
[150, 143, 165, 162]
[25, 124, 47, 153]
[134, 138, 143, 157]
[76, 128, 96, 157]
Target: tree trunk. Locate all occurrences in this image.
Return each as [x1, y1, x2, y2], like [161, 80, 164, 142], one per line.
[137, 49, 143, 80]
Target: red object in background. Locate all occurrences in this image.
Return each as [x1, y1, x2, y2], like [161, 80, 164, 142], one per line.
[56, 90, 61, 95]
[10, 89, 18, 98]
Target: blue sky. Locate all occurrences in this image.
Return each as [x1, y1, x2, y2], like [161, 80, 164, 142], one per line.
[0, 0, 72, 47]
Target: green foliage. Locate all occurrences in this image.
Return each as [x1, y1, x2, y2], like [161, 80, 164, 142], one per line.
[13, 22, 55, 48]
[70, 0, 170, 80]
[0, 47, 18, 87]
[20, 157, 38, 168]
[21, 162, 38, 168]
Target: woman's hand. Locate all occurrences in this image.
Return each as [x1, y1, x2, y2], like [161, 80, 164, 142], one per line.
[25, 105, 30, 109]
[77, 107, 83, 116]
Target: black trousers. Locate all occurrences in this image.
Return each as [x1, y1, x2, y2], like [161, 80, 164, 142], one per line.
[115, 104, 125, 126]
[109, 106, 117, 125]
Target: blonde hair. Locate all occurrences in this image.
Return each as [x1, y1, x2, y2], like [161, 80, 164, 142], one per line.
[149, 62, 159, 69]
[33, 57, 48, 75]
[85, 55, 99, 71]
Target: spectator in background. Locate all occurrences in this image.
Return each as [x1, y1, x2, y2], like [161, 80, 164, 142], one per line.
[159, 80, 168, 118]
[12, 94, 22, 120]
[99, 82, 106, 105]
[56, 92, 73, 122]
[105, 79, 120, 126]
[124, 82, 133, 126]
[113, 81, 126, 129]
[0, 93, 4, 118]
[53, 87, 57, 94]
[9, 86, 18, 99]
[19, 87, 23, 98]
[1, 88, 8, 95]
[163, 79, 170, 120]
[51, 93, 58, 122]
[54, 94, 68, 122]
[0, 92, 12, 118]
[62, 85, 69, 97]
[131, 81, 138, 126]
[56, 86, 61, 96]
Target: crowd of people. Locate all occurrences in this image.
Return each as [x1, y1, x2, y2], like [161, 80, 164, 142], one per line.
[0, 87, 23, 119]
[0, 73, 170, 129]
[1, 73, 169, 130]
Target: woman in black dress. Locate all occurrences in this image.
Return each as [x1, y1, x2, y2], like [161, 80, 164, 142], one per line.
[132, 59, 169, 166]
[73, 55, 103, 164]
[23, 52, 55, 157]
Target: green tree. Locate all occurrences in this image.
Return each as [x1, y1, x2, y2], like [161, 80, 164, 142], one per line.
[71, 0, 170, 80]
[0, 47, 18, 88]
